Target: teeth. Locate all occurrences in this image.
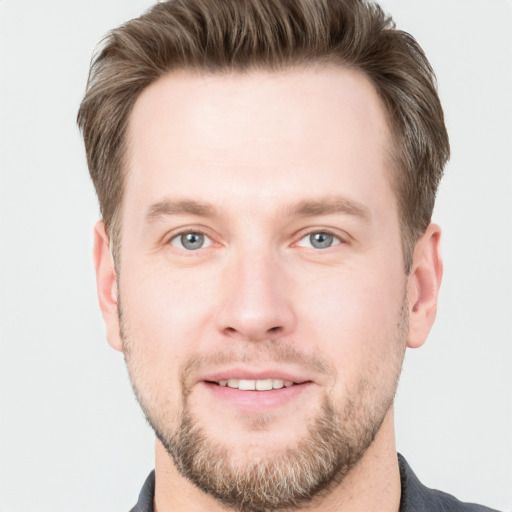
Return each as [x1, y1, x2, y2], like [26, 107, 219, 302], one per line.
[255, 379, 273, 391]
[238, 379, 256, 390]
[221, 379, 295, 390]
[272, 379, 284, 389]
[227, 378, 239, 388]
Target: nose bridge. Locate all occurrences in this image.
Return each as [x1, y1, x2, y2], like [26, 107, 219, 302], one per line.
[217, 242, 295, 340]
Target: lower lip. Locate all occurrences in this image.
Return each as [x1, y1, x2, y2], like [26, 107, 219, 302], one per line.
[201, 382, 313, 412]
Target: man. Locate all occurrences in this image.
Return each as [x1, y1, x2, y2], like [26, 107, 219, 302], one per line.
[77, 0, 500, 511]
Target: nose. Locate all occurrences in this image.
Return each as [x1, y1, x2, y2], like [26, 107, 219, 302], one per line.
[215, 248, 296, 342]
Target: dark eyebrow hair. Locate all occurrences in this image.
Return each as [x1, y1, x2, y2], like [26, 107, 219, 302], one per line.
[146, 198, 219, 223]
[286, 196, 371, 221]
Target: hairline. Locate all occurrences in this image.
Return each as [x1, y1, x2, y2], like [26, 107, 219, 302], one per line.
[108, 63, 415, 274]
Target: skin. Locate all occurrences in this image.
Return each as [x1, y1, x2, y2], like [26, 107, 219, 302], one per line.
[94, 66, 442, 512]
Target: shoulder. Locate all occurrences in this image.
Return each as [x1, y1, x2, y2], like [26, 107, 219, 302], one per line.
[398, 454, 502, 512]
[129, 470, 155, 512]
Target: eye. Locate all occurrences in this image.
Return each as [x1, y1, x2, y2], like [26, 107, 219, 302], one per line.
[296, 231, 341, 250]
[170, 231, 212, 251]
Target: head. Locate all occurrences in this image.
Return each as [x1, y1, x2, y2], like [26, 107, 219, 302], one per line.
[78, 1, 448, 511]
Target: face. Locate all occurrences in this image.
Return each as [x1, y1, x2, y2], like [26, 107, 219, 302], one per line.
[99, 67, 426, 510]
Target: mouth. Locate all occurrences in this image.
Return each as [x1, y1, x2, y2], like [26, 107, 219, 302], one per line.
[198, 373, 315, 413]
[207, 378, 297, 391]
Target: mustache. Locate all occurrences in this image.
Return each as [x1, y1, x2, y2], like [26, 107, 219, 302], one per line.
[180, 340, 333, 384]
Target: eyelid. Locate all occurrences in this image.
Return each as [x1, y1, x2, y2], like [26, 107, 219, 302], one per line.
[294, 229, 345, 249]
[165, 226, 218, 252]
[171, 232, 212, 249]
[162, 226, 348, 252]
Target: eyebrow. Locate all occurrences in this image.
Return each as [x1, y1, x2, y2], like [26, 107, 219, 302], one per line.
[146, 198, 219, 223]
[145, 195, 371, 224]
[286, 196, 371, 222]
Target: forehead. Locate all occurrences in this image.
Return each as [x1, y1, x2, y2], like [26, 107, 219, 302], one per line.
[124, 66, 395, 223]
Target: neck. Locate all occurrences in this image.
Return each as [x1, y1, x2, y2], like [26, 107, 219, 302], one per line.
[154, 408, 401, 512]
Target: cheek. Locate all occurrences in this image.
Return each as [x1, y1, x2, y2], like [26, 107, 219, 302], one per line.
[121, 258, 213, 337]
[118, 272, 198, 399]
[293, 260, 407, 378]
[118, 258, 224, 386]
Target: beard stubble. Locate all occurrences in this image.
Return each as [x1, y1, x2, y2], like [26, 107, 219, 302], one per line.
[121, 300, 408, 512]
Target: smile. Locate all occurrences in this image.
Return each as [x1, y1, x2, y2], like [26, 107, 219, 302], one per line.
[200, 375, 315, 411]
[215, 378, 295, 390]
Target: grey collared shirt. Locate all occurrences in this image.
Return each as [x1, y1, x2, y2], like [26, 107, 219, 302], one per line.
[130, 454, 501, 511]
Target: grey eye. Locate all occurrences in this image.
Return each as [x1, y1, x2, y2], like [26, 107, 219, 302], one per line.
[296, 231, 341, 249]
[309, 232, 334, 249]
[182, 232, 204, 250]
[171, 232, 211, 250]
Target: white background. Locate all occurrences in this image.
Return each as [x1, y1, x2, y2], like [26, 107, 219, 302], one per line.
[0, 0, 511, 511]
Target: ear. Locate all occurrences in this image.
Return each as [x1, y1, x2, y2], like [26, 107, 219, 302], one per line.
[93, 221, 123, 352]
[406, 223, 443, 349]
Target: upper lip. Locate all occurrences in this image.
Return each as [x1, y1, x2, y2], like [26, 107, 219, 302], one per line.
[198, 367, 313, 385]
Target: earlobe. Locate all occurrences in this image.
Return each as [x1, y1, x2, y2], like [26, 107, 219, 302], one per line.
[406, 224, 443, 349]
[93, 221, 123, 352]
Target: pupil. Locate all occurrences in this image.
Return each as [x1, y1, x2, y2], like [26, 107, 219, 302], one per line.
[182, 232, 204, 250]
[310, 232, 333, 249]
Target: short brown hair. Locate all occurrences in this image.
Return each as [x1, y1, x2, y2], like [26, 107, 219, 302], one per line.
[77, 0, 449, 271]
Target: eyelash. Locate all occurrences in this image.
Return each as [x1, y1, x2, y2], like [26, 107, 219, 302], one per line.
[295, 230, 343, 250]
[166, 228, 345, 253]
[168, 229, 213, 252]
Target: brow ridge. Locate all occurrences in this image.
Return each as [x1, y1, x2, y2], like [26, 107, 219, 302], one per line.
[145, 195, 371, 224]
[146, 198, 218, 223]
[286, 196, 371, 221]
